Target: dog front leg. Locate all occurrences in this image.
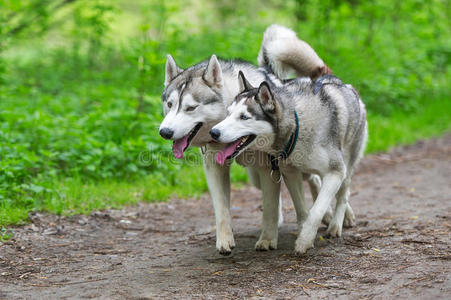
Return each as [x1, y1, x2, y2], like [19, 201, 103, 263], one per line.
[202, 151, 234, 255]
[295, 172, 344, 254]
[255, 169, 281, 251]
[305, 174, 333, 225]
[249, 167, 284, 228]
[305, 174, 355, 227]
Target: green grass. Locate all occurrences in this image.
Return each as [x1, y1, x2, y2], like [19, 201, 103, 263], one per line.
[367, 97, 451, 152]
[0, 160, 250, 226]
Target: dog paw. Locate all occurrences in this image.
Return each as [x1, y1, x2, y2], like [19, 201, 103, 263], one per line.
[294, 238, 314, 255]
[295, 226, 317, 254]
[343, 209, 356, 228]
[326, 220, 343, 238]
[255, 231, 277, 251]
[216, 236, 235, 256]
[255, 237, 277, 251]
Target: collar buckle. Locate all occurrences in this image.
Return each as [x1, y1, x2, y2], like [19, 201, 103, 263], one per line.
[270, 169, 282, 183]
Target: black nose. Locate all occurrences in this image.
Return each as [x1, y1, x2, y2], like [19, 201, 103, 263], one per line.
[210, 128, 221, 140]
[159, 128, 174, 139]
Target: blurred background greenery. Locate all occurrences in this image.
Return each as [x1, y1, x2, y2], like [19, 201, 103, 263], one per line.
[0, 0, 450, 227]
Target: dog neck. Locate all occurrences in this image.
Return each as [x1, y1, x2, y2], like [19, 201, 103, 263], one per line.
[272, 111, 297, 154]
[268, 110, 299, 171]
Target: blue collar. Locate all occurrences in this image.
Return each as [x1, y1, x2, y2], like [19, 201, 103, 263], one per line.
[269, 110, 300, 171]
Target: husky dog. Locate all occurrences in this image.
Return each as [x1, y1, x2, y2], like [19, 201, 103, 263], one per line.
[210, 73, 368, 254]
[159, 24, 354, 254]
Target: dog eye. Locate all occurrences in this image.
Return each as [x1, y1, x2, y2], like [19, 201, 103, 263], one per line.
[186, 106, 198, 112]
[240, 114, 250, 120]
[167, 102, 172, 108]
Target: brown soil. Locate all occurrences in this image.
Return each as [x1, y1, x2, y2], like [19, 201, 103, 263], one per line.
[1, 134, 450, 299]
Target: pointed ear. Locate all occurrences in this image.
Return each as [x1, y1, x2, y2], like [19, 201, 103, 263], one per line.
[238, 70, 253, 93]
[203, 54, 223, 87]
[165, 54, 183, 87]
[256, 82, 276, 113]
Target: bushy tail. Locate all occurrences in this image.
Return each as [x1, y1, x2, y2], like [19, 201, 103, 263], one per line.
[258, 24, 332, 80]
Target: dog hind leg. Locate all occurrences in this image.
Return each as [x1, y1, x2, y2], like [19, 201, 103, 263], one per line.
[278, 194, 284, 228]
[327, 178, 351, 237]
[284, 170, 309, 232]
[343, 202, 356, 228]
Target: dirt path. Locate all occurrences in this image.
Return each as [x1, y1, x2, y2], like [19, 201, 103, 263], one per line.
[1, 134, 450, 299]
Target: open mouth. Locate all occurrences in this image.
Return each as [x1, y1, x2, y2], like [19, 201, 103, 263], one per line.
[172, 122, 203, 159]
[216, 135, 256, 165]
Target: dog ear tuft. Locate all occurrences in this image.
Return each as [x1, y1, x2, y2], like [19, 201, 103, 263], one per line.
[203, 55, 223, 87]
[165, 54, 183, 87]
[238, 71, 253, 93]
[256, 82, 276, 113]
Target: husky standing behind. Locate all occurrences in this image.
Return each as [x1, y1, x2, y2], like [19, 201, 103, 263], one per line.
[159, 24, 355, 255]
[210, 73, 368, 254]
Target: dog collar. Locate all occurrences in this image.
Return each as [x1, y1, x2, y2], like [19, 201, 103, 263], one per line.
[268, 110, 300, 172]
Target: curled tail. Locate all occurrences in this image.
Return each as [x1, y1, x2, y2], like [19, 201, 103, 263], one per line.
[258, 24, 332, 80]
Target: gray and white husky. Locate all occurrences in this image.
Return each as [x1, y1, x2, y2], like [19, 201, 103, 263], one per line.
[211, 73, 368, 254]
[159, 24, 354, 254]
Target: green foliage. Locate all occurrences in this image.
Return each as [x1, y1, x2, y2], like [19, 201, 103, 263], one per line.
[0, 0, 450, 226]
[1, 227, 13, 242]
[366, 96, 451, 153]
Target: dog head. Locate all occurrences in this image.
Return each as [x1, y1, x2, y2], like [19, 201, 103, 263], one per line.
[159, 54, 227, 158]
[210, 72, 279, 165]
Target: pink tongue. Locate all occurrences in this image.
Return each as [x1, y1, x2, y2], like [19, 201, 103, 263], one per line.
[172, 134, 190, 159]
[216, 140, 242, 165]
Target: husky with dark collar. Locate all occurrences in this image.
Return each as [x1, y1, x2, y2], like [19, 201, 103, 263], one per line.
[211, 73, 367, 254]
[159, 25, 355, 254]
